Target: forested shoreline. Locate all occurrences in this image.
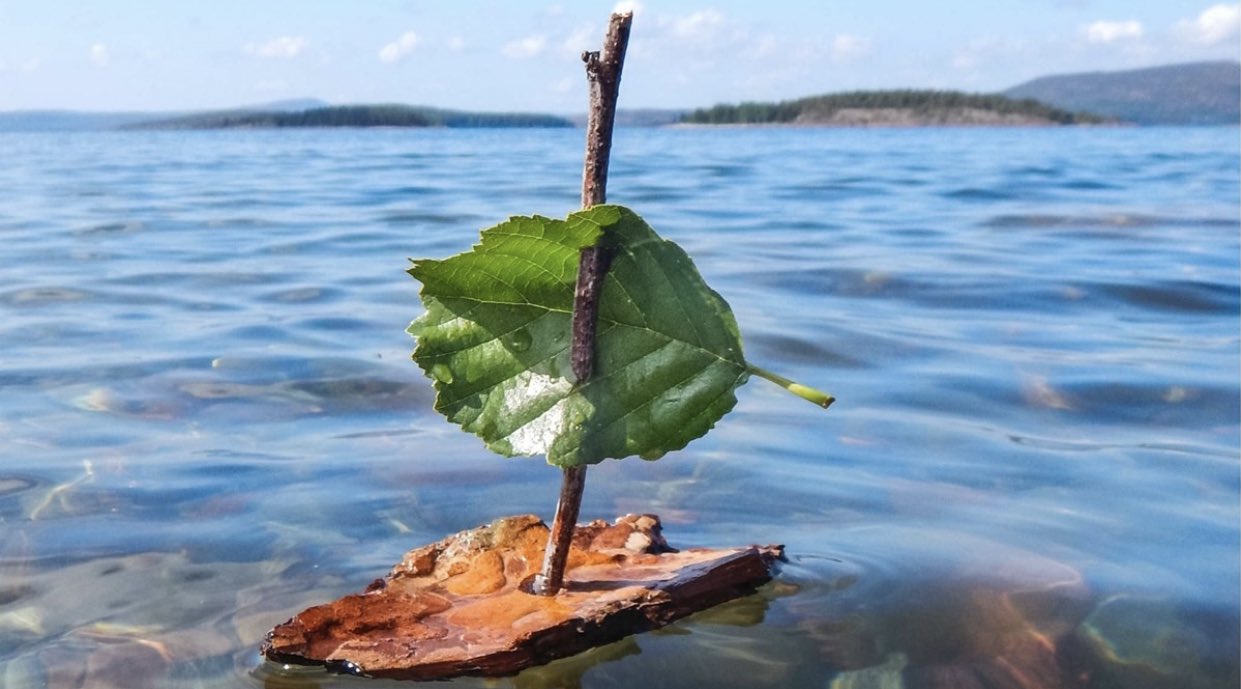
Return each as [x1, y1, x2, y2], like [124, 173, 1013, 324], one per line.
[681, 90, 1106, 126]
[126, 105, 574, 129]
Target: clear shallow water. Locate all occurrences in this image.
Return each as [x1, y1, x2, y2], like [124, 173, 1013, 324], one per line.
[0, 126, 1237, 688]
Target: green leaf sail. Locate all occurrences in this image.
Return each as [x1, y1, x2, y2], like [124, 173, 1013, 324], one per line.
[408, 205, 752, 467]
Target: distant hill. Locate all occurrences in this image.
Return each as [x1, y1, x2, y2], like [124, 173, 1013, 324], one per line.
[1005, 61, 1240, 125]
[680, 90, 1105, 126]
[126, 104, 573, 129]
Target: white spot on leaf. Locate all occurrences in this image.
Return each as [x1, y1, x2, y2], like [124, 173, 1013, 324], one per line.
[504, 371, 574, 455]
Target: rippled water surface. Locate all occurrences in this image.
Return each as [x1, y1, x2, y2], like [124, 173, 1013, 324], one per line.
[1, 127, 1237, 688]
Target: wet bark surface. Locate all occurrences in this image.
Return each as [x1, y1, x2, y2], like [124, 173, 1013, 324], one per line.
[262, 514, 783, 680]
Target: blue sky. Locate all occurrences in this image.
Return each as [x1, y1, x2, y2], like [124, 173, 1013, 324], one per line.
[0, 1, 1236, 113]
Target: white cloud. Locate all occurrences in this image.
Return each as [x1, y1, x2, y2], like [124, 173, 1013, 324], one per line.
[253, 79, 288, 93]
[245, 36, 308, 58]
[504, 34, 547, 58]
[379, 31, 419, 63]
[446, 35, 465, 52]
[613, 1, 643, 15]
[89, 43, 109, 66]
[745, 33, 779, 58]
[831, 34, 871, 60]
[951, 36, 1029, 71]
[1175, 3, 1241, 44]
[1084, 20, 1143, 43]
[952, 52, 978, 70]
[560, 24, 595, 55]
[669, 9, 723, 38]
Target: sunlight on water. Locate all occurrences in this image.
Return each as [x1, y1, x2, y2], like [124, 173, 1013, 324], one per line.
[0, 126, 1236, 688]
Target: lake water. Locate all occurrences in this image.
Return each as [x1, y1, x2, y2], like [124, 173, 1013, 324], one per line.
[0, 126, 1237, 688]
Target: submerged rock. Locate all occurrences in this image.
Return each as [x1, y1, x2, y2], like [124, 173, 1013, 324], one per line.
[1070, 594, 1235, 689]
[262, 513, 782, 680]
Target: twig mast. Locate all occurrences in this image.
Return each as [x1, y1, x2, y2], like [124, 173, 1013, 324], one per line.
[533, 10, 632, 597]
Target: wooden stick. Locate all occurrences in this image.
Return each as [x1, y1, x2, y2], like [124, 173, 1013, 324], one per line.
[571, 10, 631, 382]
[579, 11, 632, 209]
[535, 10, 633, 597]
[534, 465, 586, 596]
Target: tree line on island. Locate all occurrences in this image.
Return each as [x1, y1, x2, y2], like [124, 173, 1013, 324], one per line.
[681, 90, 1106, 125]
[126, 91, 1103, 130]
[128, 104, 574, 130]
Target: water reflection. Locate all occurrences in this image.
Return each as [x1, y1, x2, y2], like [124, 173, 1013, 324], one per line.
[510, 638, 641, 689]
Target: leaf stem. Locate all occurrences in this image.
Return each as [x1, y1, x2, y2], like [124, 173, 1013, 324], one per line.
[747, 364, 835, 409]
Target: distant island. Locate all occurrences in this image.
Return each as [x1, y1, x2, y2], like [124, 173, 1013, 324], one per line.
[681, 61, 1238, 128]
[1004, 60, 1240, 126]
[679, 90, 1104, 127]
[127, 104, 573, 130]
[0, 60, 1235, 131]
